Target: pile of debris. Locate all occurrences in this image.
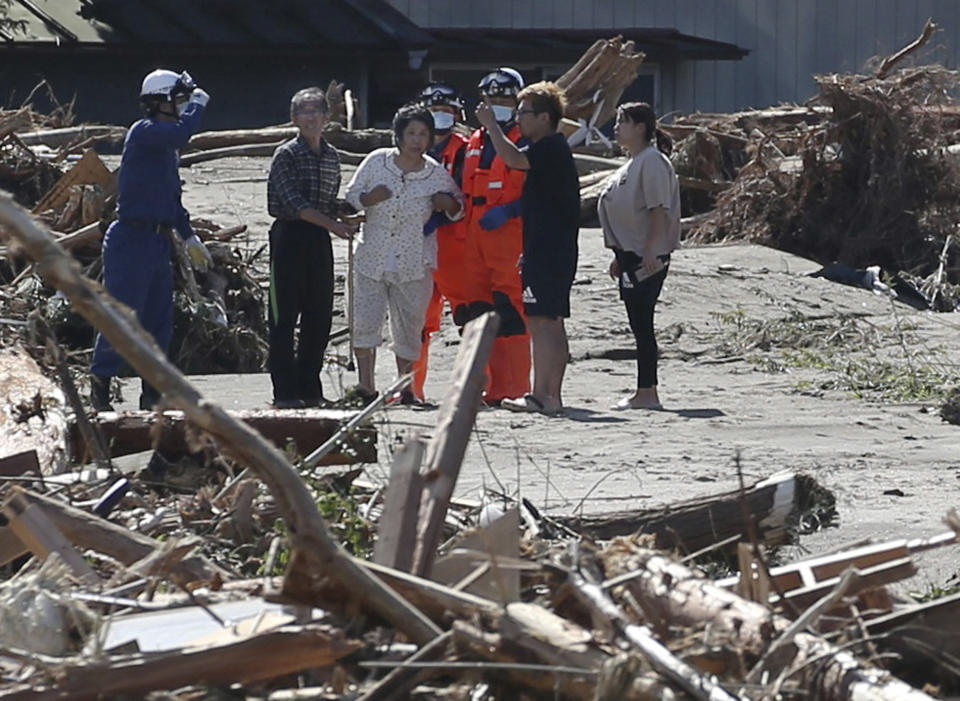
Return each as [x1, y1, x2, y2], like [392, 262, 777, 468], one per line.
[0, 198, 959, 700]
[681, 23, 960, 310]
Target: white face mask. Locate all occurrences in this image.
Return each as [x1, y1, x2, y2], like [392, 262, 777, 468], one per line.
[431, 111, 455, 131]
[491, 105, 514, 123]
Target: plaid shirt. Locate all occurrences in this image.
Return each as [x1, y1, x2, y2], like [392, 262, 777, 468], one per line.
[267, 135, 341, 219]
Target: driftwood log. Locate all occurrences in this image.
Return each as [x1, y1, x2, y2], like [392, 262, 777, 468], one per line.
[0, 192, 440, 646]
[15, 125, 127, 149]
[72, 408, 377, 464]
[601, 545, 937, 701]
[0, 347, 70, 475]
[187, 122, 392, 154]
[556, 36, 646, 130]
[558, 471, 803, 552]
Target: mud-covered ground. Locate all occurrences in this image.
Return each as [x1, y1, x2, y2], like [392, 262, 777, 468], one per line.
[112, 155, 960, 593]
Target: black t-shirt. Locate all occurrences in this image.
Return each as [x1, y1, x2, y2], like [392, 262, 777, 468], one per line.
[522, 132, 580, 273]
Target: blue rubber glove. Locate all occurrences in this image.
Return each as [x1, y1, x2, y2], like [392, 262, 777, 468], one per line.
[423, 211, 445, 235]
[479, 200, 522, 231]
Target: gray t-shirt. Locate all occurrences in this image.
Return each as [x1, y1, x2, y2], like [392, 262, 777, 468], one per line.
[597, 145, 681, 257]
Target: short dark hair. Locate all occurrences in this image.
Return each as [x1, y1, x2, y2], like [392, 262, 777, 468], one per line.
[617, 102, 673, 156]
[392, 103, 435, 146]
[290, 87, 328, 116]
[516, 81, 566, 129]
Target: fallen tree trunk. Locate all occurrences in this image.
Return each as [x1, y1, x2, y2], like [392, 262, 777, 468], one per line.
[0, 486, 227, 581]
[556, 36, 646, 129]
[179, 142, 367, 168]
[0, 192, 440, 646]
[73, 408, 376, 464]
[16, 125, 127, 149]
[187, 123, 393, 154]
[557, 472, 813, 553]
[0, 624, 361, 701]
[0, 347, 70, 475]
[601, 545, 937, 701]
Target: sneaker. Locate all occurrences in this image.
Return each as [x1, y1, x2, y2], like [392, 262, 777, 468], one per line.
[90, 374, 114, 412]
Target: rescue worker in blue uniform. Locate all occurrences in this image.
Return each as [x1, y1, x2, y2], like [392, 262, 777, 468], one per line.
[89, 69, 212, 412]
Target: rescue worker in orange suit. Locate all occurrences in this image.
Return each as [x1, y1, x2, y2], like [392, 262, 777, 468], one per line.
[410, 83, 470, 402]
[457, 68, 531, 405]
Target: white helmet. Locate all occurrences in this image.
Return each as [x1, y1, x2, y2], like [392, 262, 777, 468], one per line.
[478, 67, 525, 97]
[140, 69, 195, 101]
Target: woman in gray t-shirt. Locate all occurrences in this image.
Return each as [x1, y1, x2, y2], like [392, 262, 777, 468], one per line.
[597, 102, 681, 410]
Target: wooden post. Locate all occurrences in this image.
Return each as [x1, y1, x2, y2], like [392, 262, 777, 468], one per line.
[372, 436, 426, 571]
[411, 312, 500, 577]
[0, 193, 440, 646]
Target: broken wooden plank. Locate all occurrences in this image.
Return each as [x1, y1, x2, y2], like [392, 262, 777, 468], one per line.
[32, 149, 115, 215]
[431, 508, 520, 604]
[73, 408, 376, 464]
[715, 530, 958, 595]
[557, 471, 801, 552]
[0, 487, 227, 581]
[412, 311, 500, 577]
[0, 449, 39, 477]
[372, 436, 425, 571]
[0, 347, 70, 475]
[3, 492, 98, 583]
[1, 624, 362, 701]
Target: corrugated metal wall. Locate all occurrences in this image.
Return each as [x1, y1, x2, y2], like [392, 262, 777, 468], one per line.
[386, 0, 960, 113]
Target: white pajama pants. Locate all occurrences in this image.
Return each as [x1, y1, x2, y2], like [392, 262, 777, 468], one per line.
[352, 270, 434, 361]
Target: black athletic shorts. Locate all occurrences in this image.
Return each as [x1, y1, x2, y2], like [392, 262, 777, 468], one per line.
[521, 257, 575, 319]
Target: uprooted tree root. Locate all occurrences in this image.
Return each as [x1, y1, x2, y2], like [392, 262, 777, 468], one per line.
[692, 66, 960, 303]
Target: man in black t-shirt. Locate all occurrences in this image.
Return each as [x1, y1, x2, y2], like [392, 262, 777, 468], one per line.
[475, 81, 580, 415]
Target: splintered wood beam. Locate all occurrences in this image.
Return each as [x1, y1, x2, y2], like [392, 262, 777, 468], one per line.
[412, 312, 500, 577]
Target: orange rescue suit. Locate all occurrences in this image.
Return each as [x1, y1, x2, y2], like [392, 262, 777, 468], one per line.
[459, 124, 530, 403]
[412, 132, 469, 400]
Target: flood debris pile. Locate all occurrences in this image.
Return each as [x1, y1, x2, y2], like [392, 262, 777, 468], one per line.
[692, 65, 960, 292]
[0, 206, 956, 699]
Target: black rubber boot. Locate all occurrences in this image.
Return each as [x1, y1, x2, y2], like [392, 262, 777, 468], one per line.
[139, 380, 161, 411]
[90, 374, 114, 412]
[492, 291, 527, 336]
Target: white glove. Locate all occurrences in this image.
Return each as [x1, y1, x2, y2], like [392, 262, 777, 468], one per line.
[189, 88, 210, 107]
[185, 235, 213, 272]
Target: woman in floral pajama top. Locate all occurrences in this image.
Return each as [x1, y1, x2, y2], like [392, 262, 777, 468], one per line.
[345, 104, 464, 403]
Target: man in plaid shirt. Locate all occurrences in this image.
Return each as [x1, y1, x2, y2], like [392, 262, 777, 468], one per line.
[267, 87, 356, 408]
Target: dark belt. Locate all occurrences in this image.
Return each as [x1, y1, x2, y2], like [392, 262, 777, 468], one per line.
[118, 218, 174, 233]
